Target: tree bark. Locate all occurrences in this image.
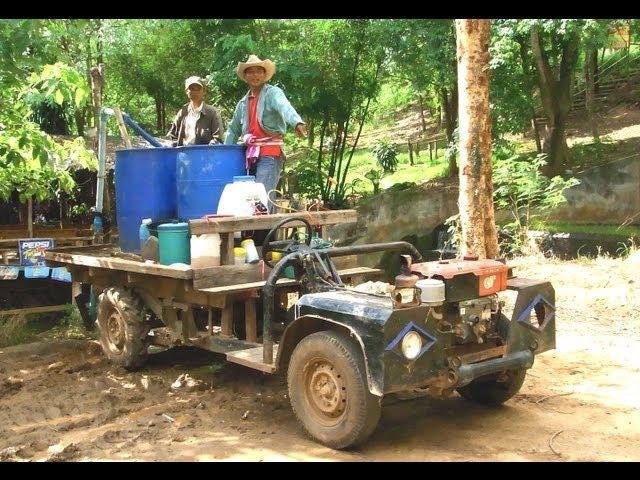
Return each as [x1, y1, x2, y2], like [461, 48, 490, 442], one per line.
[441, 86, 458, 176]
[585, 46, 599, 140]
[530, 25, 580, 177]
[455, 19, 499, 259]
[515, 36, 542, 153]
[418, 94, 427, 132]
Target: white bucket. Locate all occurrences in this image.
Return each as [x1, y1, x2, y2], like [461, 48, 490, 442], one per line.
[190, 233, 221, 268]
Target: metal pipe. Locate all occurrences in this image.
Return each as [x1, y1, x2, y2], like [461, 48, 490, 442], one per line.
[456, 350, 534, 386]
[95, 108, 110, 216]
[262, 251, 302, 364]
[121, 112, 163, 147]
[261, 241, 422, 365]
[322, 241, 423, 262]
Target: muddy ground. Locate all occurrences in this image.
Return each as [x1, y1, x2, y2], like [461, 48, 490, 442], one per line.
[0, 254, 638, 461]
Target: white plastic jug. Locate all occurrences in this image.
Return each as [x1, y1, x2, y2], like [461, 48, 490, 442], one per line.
[190, 233, 221, 268]
[217, 176, 269, 217]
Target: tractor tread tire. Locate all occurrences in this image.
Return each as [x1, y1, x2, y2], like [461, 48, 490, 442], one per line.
[456, 367, 527, 406]
[96, 287, 149, 370]
[287, 330, 381, 450]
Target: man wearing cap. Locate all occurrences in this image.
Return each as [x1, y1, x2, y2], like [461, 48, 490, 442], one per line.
[224, 55, 307, 211]
[167, 76, 223, 146]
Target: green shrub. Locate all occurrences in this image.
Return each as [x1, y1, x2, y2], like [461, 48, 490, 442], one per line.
[493, 153, 580, 256]
[372, 138, 399, 174]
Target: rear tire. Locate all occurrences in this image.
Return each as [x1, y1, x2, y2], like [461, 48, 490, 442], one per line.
[95, 287, 149, 370]
[287, 330, 381, 449]
[456, 368, 527, 406]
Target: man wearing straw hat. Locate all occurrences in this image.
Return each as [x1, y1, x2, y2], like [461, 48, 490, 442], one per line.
[224, 55, 307, 212]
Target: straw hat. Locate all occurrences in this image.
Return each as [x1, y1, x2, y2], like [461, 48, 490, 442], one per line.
[236, 55, 276, 82]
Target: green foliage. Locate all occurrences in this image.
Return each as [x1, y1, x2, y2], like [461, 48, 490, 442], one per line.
[372, 138, 399, 173]
[530, 220, 640, 238]
[493, 153, 580, 255]
[369, 81, 414, 126]
[0, 74, 96, 203]
[364, 169, 384, 194]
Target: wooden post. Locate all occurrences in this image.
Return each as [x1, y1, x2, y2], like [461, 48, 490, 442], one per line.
[113, 107, 132, 148]
[245, 298, 257, 343]
[221, 303, 233, 337]
[429, 141, 433, 161]
[220, 233, 235, 265]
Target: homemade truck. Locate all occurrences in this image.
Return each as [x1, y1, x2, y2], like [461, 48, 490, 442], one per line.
[44, 210, 556, 449]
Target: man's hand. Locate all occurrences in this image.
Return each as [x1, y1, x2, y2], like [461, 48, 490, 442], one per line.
[295, 123, 307, 138]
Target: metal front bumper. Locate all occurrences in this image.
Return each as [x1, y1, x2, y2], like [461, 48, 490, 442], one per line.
[456, 350, 534, 387]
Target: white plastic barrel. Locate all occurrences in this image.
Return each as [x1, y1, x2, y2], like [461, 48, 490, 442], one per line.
[216, 176, 269, 217]
[190, 233, 221, 268]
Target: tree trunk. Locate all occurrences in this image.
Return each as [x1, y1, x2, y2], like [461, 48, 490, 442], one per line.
[531, 113, 542, 153]
[155, 97, 162, 132]
[74, 110, 85, 137]
[455, 19, 499, 259]
[594, 48, 600, 94]
[418, 94, 427, 132]
[515, 36, 543, 153]
[530, 25, 580, 177]
[585, 47, 599, 141]
[441, 86, 458, 176]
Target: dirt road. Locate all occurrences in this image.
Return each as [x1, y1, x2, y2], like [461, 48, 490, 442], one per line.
[1, 254, 638, 461]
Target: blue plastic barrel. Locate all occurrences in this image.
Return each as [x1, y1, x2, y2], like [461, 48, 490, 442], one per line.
[176, 144, 246, 220]
[115, 147, 178, 253]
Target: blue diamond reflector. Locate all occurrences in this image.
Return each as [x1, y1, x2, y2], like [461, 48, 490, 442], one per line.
[385, 321, 437, 360]
[517, 293, 555, 332]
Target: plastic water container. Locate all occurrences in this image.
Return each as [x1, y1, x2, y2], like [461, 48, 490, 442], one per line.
[234, 247, 247, 265]
[115, 147, 177, 253]
[217, 176, 269, 217]
[158, 222, 191, 266]
[139, 218, 152, 249]
[176, 144, 246, 220]
[240, 238, 259, 264]
[191, 234, 221, 268]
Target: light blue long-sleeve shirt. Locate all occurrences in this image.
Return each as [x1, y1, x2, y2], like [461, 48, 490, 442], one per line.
[224, 84, 304, 144]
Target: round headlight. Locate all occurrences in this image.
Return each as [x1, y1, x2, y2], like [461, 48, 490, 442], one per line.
[401, 331, 423, 360]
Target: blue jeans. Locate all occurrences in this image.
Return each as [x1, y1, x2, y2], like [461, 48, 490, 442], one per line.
[254, 155, 284, 213]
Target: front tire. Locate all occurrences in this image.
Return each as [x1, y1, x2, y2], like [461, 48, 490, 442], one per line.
[456, 368, 527, 406]
[287, 330, 381, 449]
[95, 287, 149, 370]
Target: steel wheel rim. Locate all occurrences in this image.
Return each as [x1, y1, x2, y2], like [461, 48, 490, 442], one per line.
[303, 358, 347, 426]
[106, 309, 125, 354]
